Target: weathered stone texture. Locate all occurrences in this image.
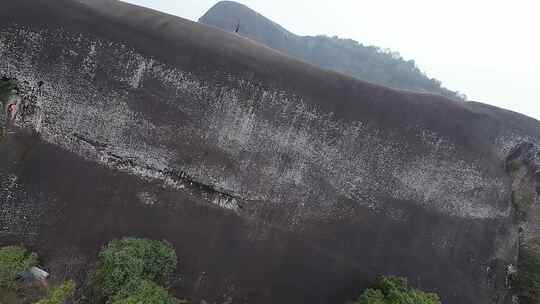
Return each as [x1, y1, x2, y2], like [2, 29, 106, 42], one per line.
[1, 1, 540, 303]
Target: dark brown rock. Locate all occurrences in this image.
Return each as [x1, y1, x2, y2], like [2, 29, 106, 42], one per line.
[0, 1, 539, 303]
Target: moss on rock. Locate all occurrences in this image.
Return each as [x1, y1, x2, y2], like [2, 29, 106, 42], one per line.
[515, 238, 540, 304]
[0, 78, 17, 104]
[513, 190, 537, 221]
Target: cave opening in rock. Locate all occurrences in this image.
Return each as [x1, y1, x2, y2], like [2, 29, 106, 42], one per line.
[0, 77, 19, 139]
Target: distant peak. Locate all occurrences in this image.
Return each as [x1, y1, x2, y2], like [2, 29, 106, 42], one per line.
[212, 1, 250, 8]
[199, 0, 291, 37]
[203, 1, 254, 15]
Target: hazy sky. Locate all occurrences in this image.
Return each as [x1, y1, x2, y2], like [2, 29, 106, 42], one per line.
[124, 0, 540, 120]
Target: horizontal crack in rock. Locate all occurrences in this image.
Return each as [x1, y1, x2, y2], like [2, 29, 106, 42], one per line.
[73, 133, 245, 212]
[73, 132, 109, 150]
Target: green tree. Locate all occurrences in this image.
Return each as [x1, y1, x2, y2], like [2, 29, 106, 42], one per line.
[35, 280, 76, 304]
[92, 238, 177, 300]
[355, 276, 440, 304]
[0, 246, 38, 289]
[109, 279, 178, 304]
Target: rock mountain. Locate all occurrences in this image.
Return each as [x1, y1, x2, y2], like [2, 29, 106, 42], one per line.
[1, 0, 539, 304]
[200, 1, 463, 100]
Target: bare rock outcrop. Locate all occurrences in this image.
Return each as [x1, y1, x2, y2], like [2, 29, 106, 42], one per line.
[1, 1, 539, 303]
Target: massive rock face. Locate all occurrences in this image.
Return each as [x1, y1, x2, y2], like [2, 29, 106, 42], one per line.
[0, 0, 539, 303]
[199, 1, 462, 100]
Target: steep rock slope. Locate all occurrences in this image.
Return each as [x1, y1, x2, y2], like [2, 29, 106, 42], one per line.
[0, 0, 539, 303]
[199, 1, 462, 100]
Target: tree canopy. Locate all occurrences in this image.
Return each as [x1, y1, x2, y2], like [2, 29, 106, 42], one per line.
[91, 237, 179, 303]
[355, 276, 441, 304]
[110, 279, 178, 304]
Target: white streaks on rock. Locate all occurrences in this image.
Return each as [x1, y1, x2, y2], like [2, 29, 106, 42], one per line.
[0, 25, 527, 224]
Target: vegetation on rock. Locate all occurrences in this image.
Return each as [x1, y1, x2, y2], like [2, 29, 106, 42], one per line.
[0, 78, 17, 104]
[0, 238, 181, 303]
[302, 36, 465, 100]
[513, 190, 537, 221]
[507, 159, 522, 175]
[36, 280, 76, 304]
[2, 242, 446, 304]
[0, 246, 38, 290]
[515, 237, 540, 304]
[354, 276, 440, 304]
